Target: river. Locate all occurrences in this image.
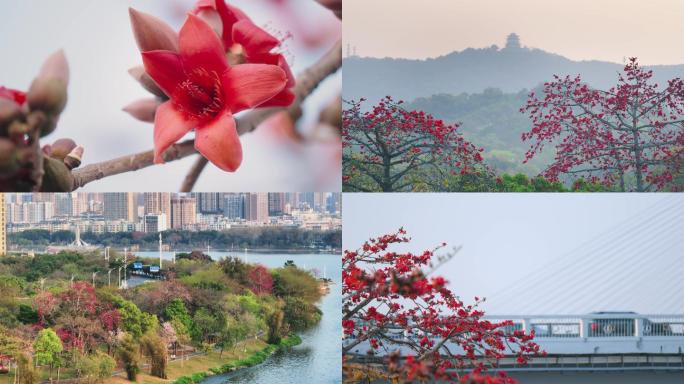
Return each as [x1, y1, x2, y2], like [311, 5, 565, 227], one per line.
[135, 251, 342, 384]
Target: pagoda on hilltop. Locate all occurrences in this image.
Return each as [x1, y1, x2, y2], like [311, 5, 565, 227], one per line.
[504, 33, 523, 51]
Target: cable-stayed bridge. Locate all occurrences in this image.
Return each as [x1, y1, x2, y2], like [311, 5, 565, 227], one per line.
[345, 196, 684, 378]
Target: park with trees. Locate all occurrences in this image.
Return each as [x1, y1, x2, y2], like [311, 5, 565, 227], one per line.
[0, 249, 325, 383]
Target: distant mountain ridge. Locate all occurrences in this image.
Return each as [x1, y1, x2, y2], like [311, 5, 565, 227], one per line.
[343, 41, 684, 102]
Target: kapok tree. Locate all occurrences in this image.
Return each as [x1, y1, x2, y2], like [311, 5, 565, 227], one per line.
[521, 58, 684, 191]
[342, 229, 541, 383]
[343, 97, 491, 192]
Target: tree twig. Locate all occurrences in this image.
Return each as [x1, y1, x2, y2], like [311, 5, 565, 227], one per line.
[179, 155, 209, 192]
[72, 39, 342, 190]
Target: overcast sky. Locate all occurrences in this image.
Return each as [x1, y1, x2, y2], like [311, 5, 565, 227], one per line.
[0, 0, 340, 191]
[343, 194, 684, 315]
[344, 0, 684, 65]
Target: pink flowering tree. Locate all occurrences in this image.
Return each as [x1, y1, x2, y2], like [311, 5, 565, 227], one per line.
[0, 0, 341, 192]
[521, 58, 684, 191]
[343, 97, 492, 192]
[343, 229, 541, 383]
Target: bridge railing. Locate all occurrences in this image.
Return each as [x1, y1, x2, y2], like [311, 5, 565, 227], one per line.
[486, 314, 684, 339]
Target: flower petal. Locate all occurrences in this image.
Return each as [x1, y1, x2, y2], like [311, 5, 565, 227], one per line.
[259, 88, 295, 108]
[129, 8, 179, 52]
[153, 101, 195, 163]
[179, 14, 227, 72]
[232, 19, 280, 55]
[0, 86, 26, 105]
[223, 64, 287, 113]
[195, 111, 242, 172]
[142, 50, 184, 97]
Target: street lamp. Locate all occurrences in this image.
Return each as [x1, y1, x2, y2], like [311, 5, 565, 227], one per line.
[107, 269, 114, 287]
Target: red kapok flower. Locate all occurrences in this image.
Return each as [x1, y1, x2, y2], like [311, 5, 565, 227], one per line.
[141, 14, 287, 171]
[194, 0, 295, 107]
[0, 86, 26, 105]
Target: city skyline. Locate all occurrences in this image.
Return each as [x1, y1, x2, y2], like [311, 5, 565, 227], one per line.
[3, 193, 342, 238]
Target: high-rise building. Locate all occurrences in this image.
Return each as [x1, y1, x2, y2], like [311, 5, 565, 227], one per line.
[298, 192, 315, 210]
[223, 193, 244, 219]
[314, 193, 328, 212]
[327, 193, 340, 214]
[103, 193, 137, 222]
[54, 193, 73, 216]
[171, 196, 197, 229]
[72, 192, 89, 216]
[144, 213, 168, 233]
[197, 193, 223, 214]
[0, 194, 6, 255]
[268, 193, 286, 216]
[144, 193, 171, 228]
[245, 193, 268, 223]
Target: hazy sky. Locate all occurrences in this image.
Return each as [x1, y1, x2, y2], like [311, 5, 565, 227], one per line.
[344, 0, 684, 65]
[343, 194, 684, 314]
[0, 0, 340, 191]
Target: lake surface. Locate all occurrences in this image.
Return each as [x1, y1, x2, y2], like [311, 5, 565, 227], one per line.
[134, 252, 342, 384]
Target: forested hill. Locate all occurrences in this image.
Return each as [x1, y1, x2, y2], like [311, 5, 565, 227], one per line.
[406, 88, 551, 176]
[343, 46, 684, 102]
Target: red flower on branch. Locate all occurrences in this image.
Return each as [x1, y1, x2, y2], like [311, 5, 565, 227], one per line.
[343, 97, 492, 191]
[0, 86, 26, 105]
[194, 0, 295, 107]
[138, 13, 287, 171]
[343, 229, 541, 383]
[521, 57, 684, 191]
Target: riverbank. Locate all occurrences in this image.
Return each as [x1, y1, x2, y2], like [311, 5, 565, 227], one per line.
[170, 335, 302, 384]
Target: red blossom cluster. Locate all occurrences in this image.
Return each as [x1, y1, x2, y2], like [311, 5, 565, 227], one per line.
[521, 57, 684, 191]
[343, 229, 541, 383]
[342, 97, 491, 191]
[34, 282, 120, 351]
[248, 264, 274, 295]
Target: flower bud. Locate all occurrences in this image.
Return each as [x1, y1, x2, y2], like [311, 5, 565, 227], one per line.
[48, 138, 77, 160]
[41, 156, 74, 192]
[0, 138, 19, 174]
[128, 66, 166, 98]
[64, 146, 83, 170]
[129, 8, 179, 52]
[27, 78, 68, 116]
[123, 98, 158, 122]
[27, 50, 69, 116]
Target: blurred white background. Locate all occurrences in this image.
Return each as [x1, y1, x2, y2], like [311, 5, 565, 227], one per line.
[0, 0, 341, 191]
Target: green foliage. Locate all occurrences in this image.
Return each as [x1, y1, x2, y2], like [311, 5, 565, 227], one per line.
[191, 308, 223, 344]
[17, 304, 38, 324]
[9, 228, 341, 250]
[33, 328, 63, 372]
[190, 372, 208, 383]
[116, 334, 140, 381]
[141, 333, 168, 379]
[164, 298, 194, 331]
[16, 353, 38, 384]
[105, 294, 156, 338]
[74, 351, 115, 384]
[266, 309, 287, 345]
[272, 267, 322, 302]
[283, 297, 322, 331]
